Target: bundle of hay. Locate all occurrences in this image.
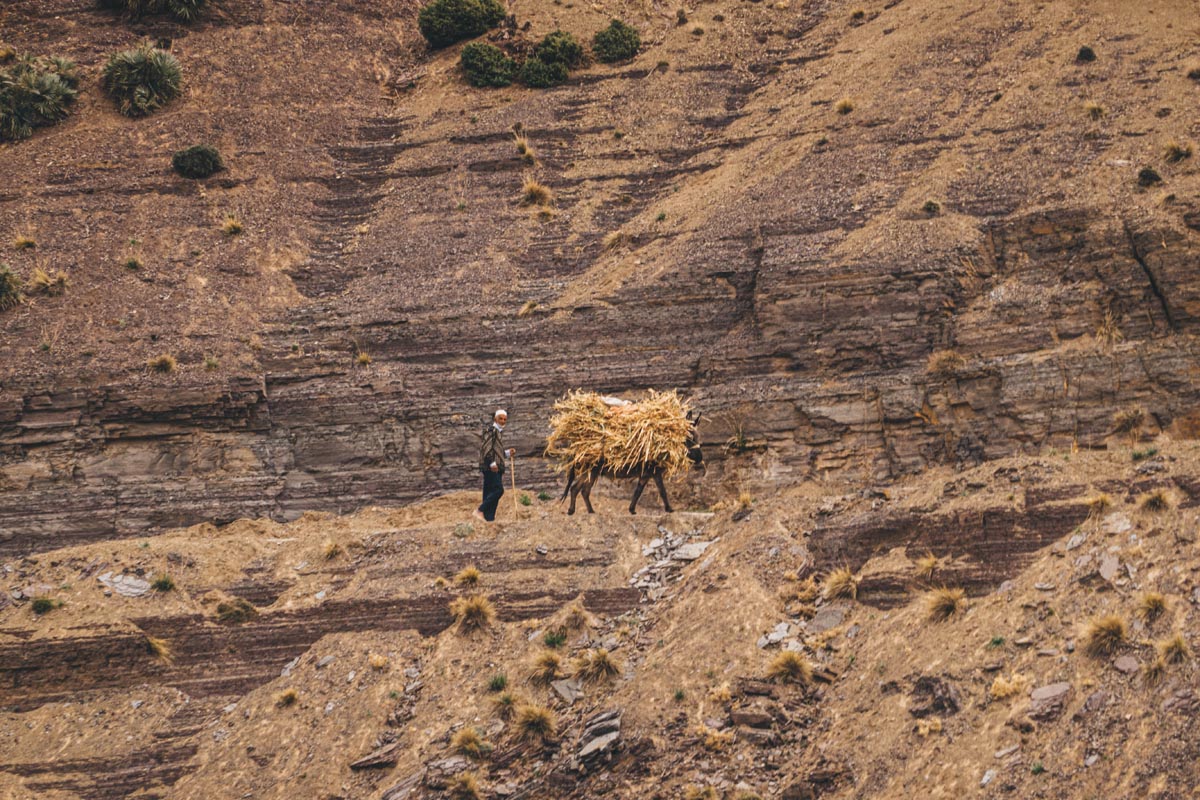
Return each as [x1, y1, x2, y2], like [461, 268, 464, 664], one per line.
[546, 389, 694, 477]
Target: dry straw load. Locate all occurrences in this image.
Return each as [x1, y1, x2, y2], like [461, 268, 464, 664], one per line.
[546, 389, 694, 477]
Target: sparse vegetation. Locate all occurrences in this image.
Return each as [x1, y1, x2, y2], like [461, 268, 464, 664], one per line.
[460, 43, 516, 88]
[1076, 45, 1096, 62]
[914, 552, 938, 581]
[492, 691, 518, 718]
[102, 43, 183, 117]
[767, 650, 812, 685]
[13, 234, 35, 250]
[455, 565, 481, 585]
[172, 144, 224, 178]
[0, 265, 21, 311]
[925, 586, 966, 621]
[356, 352, 372, 366]
[146, 635, 173, 661]
[31, 596, 58, 615]
[518, 492, 532, 506]
[124, 256, 143, 271]
[1132, 447, 1158, 462]
[29, 267, 68, 296]
[592, 19, 641, 63]
[1086, 493, 1112, 517]
[1143, 657, 1166, 686]
[0, 53, 80, 141]
[1135, 591, 1166, 623]
[561, 600, 593, 630]
[275, 688, 298, 707]
[1139, 489, 1170, 513]
[453, 522, 474, 538]
[822, 566, 858, 600]
[537, 490, 552, 501]
[574, 648, 621, 682]
[452, 727, 492, 759]
[222, 215, 243, 235]
[1084, 101, 1105, 120]
[513, 703, 557, 743]
[151, 574, 175, 592]
[147, 354, 177, 373]
[1137, 166, 1162, 187]
[487, 673, 507, 692]
[1159, 633, 1189, 664]
[1083, 614, 1127, 657]
[99, 0, 207, 23]
[531, 650, 563, 684]
[450, 594, 495, 631]
[922, 200, 941, 215]
[834, 97, 854, 114]
[521, 176, 553, 206]
[322, 540, 343, 560]
[927, 349, 966, 376]
[447, 772, 482, 800]
[989, 672, 1027, 700]
[417, 0, 506, 48]
[543, 629, 567, 648]
[216, 597, 258, 623]
[684, 787, 720, 800]
[1164, 140, 1193, 163]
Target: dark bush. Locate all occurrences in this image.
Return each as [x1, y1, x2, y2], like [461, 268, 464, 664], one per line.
[460, 43, 516, 87]
[1138, 166, 1162, 187]
[1076, 45, 1096, 62]
[99, 0, 206, 23]
[0, 264, 21, 311]
[518, 56, 568, 88]
[172, 144, 223, 178]
[102, 43, 182, 117]
[418, 0, 506, 48]
[592, 19, 640, 63]
[535, 30, 584, 69]
[0, 55, 79, 141]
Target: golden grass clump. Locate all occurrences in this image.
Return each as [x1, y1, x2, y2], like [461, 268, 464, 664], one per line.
[1144, 657, 1167, 686]
[450, 594, 495, 632]
[452, 727, 492, 759]
[1083, 614, 1127, 657]
[1112, 405, 1144, 434]
[602, 230, 625, 251]
[822, 566, 858, 601]
[560, 599, 595, 631]
[1159, 633, 1190, 664]
[531, 650, 563, 684]
[369, 653, 389, 670]
[698, 725, 735, 750]
[513, 703, 557, 743]
[708, 681, 732, 703]
[1084, 101, 1105, 120]
[29, 267, 67, 296]
[574, 648, 621, 682]
[455, 565, 481, 586]
[914, 551, 938, 581]
[275, 688, 298, 707]
[781, 576, 818, 604]
[834, 97, 854, 114]
[492, 691, 519, 719]
[546, 389, 696, 478]
[1139, 489, 1170, 513]
[356, 351, 372, 366]
[521, 176, 553, 206]
[1135, 591, 1166, 623]
[1164, 140, 1194, 163]
[147, 354, 177, 373]
[222, 215, 243, 235]
[12, 234, 36, 250]
[988, 673, 1027, 700]
[766, 651, 812, 685]
[146, 635, 173, 662]
[447, 772, 482, 800]
[1087, 493, 1113, 517]
[322, 540, 342, 560]
[684, 787, 720, 800]
[517, 300, 537, 317]
[926, 586, 966, 621]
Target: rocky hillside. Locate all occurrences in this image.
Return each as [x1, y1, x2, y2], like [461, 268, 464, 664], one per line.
[2, 0, 1198, 555]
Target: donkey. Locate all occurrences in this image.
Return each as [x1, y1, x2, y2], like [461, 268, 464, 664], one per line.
[559, 414, 704, 515]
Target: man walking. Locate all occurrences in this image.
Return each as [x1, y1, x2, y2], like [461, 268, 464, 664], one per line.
[475, 409, 514, 522]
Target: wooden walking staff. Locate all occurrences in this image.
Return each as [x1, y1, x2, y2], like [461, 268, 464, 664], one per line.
[508, 451, 519, 513]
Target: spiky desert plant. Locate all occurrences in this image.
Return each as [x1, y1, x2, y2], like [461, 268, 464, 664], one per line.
[492, 691, 518, 719]
[822, 566, 858, 600]
[531, 649, 563, 684]
[1140, 489, 1170, 513]
[1086, 493, 1113, 517]
[1083, 614, 1127, 657]
[926, 586, 967, 621]
[102, 43, 182, 117]
[275, 688, 298, 707]
[1159, 633, 1190, 664]
[452, 726, 492, 759]
[782, 575, 819, 603]
[1144, 656, 1166, 686]
[708, 682, 732, 703]
[221, 215, 243, 235]
[1135, 591, 1166, 623]
[517, 300, 537, 317]
[914, 552, 938, 581]
[29, 267, 67, 296]
[0, 264, 22, 311]
[0, 54, 80, 141]
[147, 354, 177, 373]
[450, 594, 495, 632]
[513, 703, 557, 743]
[766, 651, 812, 685]
[1164, 140, 1194, 163]
[521, 176, 553, 206]
[447, 772, 482, 800]
[146, 635, 173, 661]
[172, 144, 223, 178]
[574, 648, 621, 682]
[455, 565, 481, 586]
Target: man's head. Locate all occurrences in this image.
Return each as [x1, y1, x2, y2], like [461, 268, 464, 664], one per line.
[494, 409, 508, 427]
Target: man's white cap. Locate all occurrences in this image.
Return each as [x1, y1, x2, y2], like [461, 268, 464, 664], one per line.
[494, 409, 508, 419]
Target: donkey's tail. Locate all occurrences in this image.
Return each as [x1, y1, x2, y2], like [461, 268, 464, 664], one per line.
[558, 465, 576, 503]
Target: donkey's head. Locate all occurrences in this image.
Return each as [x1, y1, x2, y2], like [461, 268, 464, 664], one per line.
[686, 411, 705, 472]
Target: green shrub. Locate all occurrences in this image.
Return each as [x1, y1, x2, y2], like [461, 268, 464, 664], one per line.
[0, 54, 79, 141]
[460, 43, 515, 87]
[103, 43, 183, 117]
[99, 0, 206, 23]
[151, 574, 175, 592]
[592, 19, 640, 63]
[0, 264, 21, 311]
[418, 0, 506, 48]
[31, 597, 57, 615]
[519, 56, 568, 88]
[172, 144, 223, 178]
[535, 30, 584, 69]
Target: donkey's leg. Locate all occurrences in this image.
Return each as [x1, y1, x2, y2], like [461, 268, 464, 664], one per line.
[583, 468, 600, 513]
[629, 476, 650, 514]
[568, 482, 581, 515]
[653, 472, 673, 513]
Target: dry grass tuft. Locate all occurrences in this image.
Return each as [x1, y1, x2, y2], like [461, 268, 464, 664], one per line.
[521, 176, 553, 206]
[1084, 101, 1105, 120]
[988, 672, 1027, 700]
[822, 566, 858, 601]
[1112, 405, 1144, 434]
[447, 772, 482, 800]
[369, 653, 389, 670]
[574, 648, 621, 682]
[513, 131, 535, 162]
[602, 230, 625, 251]
[560, 600, 595, 630]
[322, 540, 342, 560]
[531, 650, 563, 684]
[147, 354, 177, 373]
[450, 594, 495, 632]
[684, 787, 720, 800]
[452, 727, 492, 759]
[698, 725, 735, 750]
[915, 717, 943, 737]
[29, 267, 68, 296]
[766, 651, 812, 685]
[492, 691, 519, 719]
[1164, 140, 1193, 163]
[1144, 656, 1167, 686]
[781, 576, 819, 604]
[12, 234, 36, 250]
[708, 681, 732, 703]
[1135, 591, 1166, 623]
[1087, 493, 1113, 517]
[455, 565, 481, 586]
[1083, 614, 1127, 657]
[737, 490, 753, 510]
[216, 598, 257, 623]
[146, 635, 173, 662]
[517, 300, 537, 317]
[275, 688, 298, 707]
[925, 586, 966, 621]
[356, 351, 372, 366]
[221, 215, 243, 235]
[1159, 633, 1190, 664]
[927, 349, 966, 376]
[834, 97, 854, 114]
[1139, 489, 1170, 513]
[914, 551, 938, 581]
[513, 703, 557, 743]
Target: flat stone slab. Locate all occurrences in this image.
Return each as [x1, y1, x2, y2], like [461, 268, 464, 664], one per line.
[1099, 555, 1120, 582]
[97, 572, 151, 598]
[1113, 655, 1139, 675]
[551, 678, 583, 704]
[672, 541, 714, 561]
[807, 606, 845, 634]
[1028, 682, 1072, 720]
